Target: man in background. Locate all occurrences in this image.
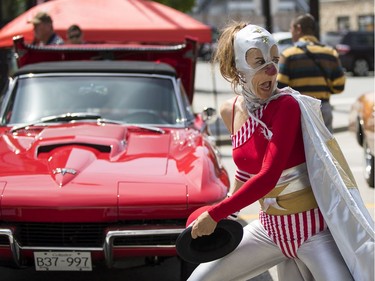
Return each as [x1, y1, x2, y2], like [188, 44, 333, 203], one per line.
[66, 24, 85, 44]
[28, 11, 64, 46]
[277, 13, 346, 133]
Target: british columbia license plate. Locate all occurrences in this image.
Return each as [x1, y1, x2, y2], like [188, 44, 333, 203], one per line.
[34, 251, 92, 271]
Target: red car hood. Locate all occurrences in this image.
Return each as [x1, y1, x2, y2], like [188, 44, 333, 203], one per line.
[0, 124, 218, 222]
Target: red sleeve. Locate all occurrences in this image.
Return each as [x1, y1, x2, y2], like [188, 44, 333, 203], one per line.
[208, 96, 303, 222]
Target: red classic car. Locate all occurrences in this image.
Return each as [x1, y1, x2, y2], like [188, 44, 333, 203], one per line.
[349, 91, 375, 187]
[0, 37, 230, 279]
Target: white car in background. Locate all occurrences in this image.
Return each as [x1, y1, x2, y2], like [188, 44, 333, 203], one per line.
[272, 32, 293, 53]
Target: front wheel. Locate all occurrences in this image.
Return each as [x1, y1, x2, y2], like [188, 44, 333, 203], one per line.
[353, 59, 370, 76]
[355, 118, 364, 146]
[364, 139, 374, 188]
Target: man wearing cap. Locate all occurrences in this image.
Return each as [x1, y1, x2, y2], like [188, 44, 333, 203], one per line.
[28, 12, 64, 46]
[277, 14, 345, 133]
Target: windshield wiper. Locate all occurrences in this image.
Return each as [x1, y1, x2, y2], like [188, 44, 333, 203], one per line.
[10, 113, 165, 134]
[10, 112, 102, 133]
[97, 118, 125, 125]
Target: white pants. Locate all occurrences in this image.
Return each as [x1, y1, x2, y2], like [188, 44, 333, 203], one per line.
[187, 220, 353, 281]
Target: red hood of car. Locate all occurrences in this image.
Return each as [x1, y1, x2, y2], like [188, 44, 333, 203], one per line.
[0, 124, 221, 222]
[13, 36, 198, 103]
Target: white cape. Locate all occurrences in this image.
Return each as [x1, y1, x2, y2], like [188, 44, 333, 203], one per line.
[287, 89, 374, 281]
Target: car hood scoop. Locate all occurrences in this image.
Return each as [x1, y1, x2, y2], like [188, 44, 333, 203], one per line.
[33, 125, 128, 159]
[31, 125, 127, 186]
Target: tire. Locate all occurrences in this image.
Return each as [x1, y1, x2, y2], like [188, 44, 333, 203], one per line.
[353, 59, 370, 76]
[364, 139, 374, 188]
[355, 118, 364, 146]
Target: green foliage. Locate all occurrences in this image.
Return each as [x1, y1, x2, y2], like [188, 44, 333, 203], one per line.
[152, 0, 196, 13]
[1, 0, 28, 21]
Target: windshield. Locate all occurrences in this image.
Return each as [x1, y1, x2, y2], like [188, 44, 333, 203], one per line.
[3, 75, 182, 126]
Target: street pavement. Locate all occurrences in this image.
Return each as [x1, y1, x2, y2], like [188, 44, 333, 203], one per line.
[193, 61, 375, 281]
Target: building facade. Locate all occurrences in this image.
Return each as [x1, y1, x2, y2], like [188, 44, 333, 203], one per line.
[193, 0, 374, 35]
[320, 0, 374, 32]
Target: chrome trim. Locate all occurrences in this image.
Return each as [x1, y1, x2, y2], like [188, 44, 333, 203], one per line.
[0, 226, 184, 268]
[53, 168, 77, 175]
[104, 228, 184, 268]
[0, 229, 22, 267]
[21, 246, 102, 251]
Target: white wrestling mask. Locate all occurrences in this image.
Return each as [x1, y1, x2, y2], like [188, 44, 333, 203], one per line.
[234, 25, 278, 96]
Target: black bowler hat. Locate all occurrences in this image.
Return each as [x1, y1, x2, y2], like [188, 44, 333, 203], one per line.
[176, 206, 243, 264]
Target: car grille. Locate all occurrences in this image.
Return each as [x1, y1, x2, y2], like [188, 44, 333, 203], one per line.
[0, 236, 10, 245]
[11, 220, 185, 248]
[16, 223, 108, 247]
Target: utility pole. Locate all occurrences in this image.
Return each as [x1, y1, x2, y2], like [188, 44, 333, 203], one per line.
[262, 0, 272, 33]
[309, 0, 320, 39]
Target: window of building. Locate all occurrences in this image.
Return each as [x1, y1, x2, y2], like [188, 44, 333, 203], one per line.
[337, 16, 350, 32]
[358, 15, 374, 31]
[227, 0, 254, 12]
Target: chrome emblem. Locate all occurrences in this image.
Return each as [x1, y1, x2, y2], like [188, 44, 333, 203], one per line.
[53, 168, 77, 175]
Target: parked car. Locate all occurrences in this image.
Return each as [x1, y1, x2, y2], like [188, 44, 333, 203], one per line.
[0, 36, 230, 278]
[272, 32, 293, 53]
[349, 92, 375, 188]
[322, 31, 374, 76]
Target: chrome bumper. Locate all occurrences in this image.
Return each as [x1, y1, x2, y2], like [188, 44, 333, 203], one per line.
[0, 226, 184, 268]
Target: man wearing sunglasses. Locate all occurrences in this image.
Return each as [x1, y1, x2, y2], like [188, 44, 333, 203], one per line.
[67, 24, 85, 44]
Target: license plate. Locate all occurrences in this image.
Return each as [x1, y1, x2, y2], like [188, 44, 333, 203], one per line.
[34, 251, 92, 271]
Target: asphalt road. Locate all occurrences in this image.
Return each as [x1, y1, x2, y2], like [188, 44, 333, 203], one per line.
[0, 63, 374, 281]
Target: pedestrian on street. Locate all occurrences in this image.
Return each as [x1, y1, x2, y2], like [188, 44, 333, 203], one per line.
[28, 11, 64, 46]
[185, 21, 373, 281]
[277, 13, 346, 133]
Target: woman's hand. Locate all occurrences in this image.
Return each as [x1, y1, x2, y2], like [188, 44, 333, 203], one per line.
[191, 211, 217, 239]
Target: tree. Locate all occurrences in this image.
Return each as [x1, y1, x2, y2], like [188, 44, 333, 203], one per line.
[152, 0, 195, 13]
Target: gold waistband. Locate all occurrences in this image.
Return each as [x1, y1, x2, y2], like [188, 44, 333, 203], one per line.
[259, 163, 318, 215]
[259, 187, 318, 215]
